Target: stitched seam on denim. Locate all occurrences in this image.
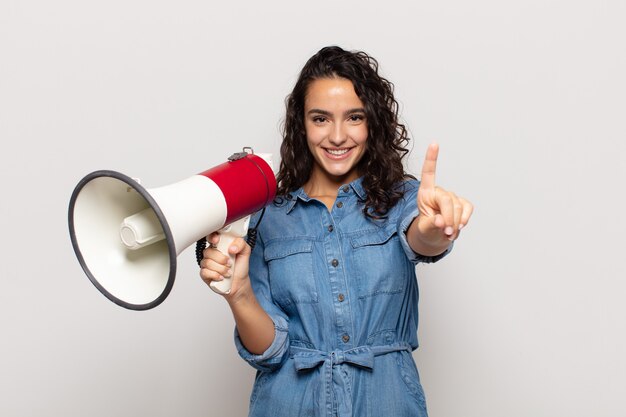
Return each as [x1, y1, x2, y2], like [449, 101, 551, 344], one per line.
[396, 352, 426, 407]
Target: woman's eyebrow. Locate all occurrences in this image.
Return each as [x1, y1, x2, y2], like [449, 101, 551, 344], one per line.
[306, 108, 366, 116]
[306, 108, 332, 116]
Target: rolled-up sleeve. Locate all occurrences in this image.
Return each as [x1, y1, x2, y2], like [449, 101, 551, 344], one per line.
[397, 180, 453, 264]
[233, 225, 290, 372]
[234, 315, 289, 372]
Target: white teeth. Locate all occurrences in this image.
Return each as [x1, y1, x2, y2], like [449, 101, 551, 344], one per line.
[326, 148, 349, 155]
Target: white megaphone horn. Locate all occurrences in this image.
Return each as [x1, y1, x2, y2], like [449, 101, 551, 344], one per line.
[68, 148, 276, 310]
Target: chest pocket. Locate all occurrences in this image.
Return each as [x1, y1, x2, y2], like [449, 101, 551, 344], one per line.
[264, 239, 319, 307]
[349, 226, 409, 299]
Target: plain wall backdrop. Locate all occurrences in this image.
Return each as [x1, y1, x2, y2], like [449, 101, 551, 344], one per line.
[1, 0, 625, 416]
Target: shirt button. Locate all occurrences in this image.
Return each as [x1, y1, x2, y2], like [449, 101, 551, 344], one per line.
[342, 334, 350, 343]
[341, 185, 349, 193]
[336, 201, 343, 208]
[328, 224, 334, 232]
[338, 293, 345, 302]
[331, 259, 339, 267]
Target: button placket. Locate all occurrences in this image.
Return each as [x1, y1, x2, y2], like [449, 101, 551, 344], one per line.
[322, 198, 353, 352]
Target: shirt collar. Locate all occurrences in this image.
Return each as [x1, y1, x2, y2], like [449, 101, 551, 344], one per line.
[285, 177, 366, 214]
[349, 177, 367, 201]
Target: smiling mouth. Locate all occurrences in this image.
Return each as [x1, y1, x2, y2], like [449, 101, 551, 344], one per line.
[324, 148, 352, 156]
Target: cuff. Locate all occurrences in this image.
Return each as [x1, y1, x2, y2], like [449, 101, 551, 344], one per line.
[234, 315, 289, 372]
[399, 209, 454, 264]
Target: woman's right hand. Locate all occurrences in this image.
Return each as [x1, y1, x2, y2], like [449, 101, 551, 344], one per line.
[199, 232, 253, 303]
[199, 233, 275, 354]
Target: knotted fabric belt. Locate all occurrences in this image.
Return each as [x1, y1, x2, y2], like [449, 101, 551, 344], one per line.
[290, 342, 412, 417]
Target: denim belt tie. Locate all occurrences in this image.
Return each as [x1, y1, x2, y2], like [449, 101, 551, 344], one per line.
[291, 342, 412, 417]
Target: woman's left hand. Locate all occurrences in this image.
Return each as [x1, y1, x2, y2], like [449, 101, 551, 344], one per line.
[410, 143, 474, 253]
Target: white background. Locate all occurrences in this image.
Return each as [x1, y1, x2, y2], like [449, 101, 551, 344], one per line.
[1, 1, 625, 416]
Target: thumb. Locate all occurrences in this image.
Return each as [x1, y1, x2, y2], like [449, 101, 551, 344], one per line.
[229, 237, 251, 258]
[418, 212, 446, 235]
[228, 237, 251, 279]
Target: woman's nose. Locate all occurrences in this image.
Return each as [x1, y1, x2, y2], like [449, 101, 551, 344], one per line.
[328, 123, 347, 146]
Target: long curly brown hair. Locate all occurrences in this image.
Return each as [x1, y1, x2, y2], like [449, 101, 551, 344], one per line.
[276, 46, 413, 218]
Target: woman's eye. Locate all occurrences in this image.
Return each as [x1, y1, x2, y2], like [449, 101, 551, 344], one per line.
[312, 116, 327, 123]
[348, 114, 365, 122]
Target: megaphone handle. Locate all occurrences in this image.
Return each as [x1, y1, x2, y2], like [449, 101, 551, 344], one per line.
[209, 216, 251, 295]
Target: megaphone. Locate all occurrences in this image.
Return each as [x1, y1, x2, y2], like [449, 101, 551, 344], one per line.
[68, 148, 276, 310]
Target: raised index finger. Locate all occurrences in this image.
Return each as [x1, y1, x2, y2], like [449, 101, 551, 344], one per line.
[420, 143, 439, 190]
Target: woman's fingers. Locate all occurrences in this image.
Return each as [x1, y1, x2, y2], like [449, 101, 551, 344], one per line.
[416, 144, 473, 243]
[430, 188, 472, 241]
[434, 188, 455, 238]
[459, 197, 474, 230]
[420, 143, 439, 191]
[200, 266, 226, 282]
[451, 193, 463, 238]
[200, 257, 232, 278]
[207, 232, 220, 247]
[203, 245, 230, 265]
[200, 233, 233, 284]
[199, 235, 253, 293]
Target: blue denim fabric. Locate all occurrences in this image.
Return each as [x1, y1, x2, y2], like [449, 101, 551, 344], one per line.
[234, 178, 450, 417]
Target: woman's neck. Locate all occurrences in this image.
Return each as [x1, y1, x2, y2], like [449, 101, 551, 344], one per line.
[305, 170, 351, 195]
[303, 167, 359, 210]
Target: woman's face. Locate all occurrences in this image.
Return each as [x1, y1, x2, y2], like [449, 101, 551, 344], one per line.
[303, 77, 368, 185]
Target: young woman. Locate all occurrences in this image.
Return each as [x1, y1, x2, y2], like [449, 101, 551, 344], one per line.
[200, 46, 473, 417]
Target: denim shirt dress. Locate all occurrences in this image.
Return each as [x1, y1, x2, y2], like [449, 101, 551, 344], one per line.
[235, 178, 450, 417]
